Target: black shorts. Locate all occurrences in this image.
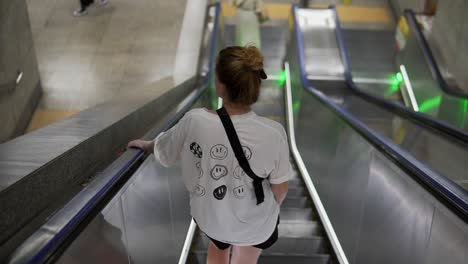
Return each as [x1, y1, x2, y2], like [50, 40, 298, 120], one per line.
[200, 217, 280, 250]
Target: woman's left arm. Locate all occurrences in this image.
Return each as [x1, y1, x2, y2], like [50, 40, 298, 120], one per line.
[127, 140, 154, 154]
[271, 182, 288, 205]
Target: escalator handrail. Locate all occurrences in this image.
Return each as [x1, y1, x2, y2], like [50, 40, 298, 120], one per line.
[292, 4, 468, 219]
[405, 9, 468, 99]
[331, 5, 468, 145]
[9, 3, 221, 263]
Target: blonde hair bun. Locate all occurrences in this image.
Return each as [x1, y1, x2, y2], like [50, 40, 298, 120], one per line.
[243, 46, 264, 72]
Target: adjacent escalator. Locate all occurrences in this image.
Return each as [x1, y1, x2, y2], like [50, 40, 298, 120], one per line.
[294, 6, 468, 192]
[336, 6, 468, 131]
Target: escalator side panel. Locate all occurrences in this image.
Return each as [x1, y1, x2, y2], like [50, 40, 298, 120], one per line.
[58, 158, 190, 264]
[399, 16, 468, 129]
[287, 8, 468, 262]
[297, 7, 468, 192]
[294, 84, 468, 264]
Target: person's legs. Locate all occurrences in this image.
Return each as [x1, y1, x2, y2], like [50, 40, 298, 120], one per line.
[73, 0, 94, 16]
[207, 241, 231, 264]
[80, 0, 94, 10]
[231, 245, 262, 264]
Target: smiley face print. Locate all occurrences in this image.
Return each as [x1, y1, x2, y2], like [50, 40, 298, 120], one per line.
[196, 162, 203, 178]
[210, 164, 228, 180]
[233, 166, 246, 180]
[210, 144, 228, 160]
[213, 185, 227, 200]
[190, 142, 203, 158]
[233, 185, 246, 199]
[191, 185, 205, 197]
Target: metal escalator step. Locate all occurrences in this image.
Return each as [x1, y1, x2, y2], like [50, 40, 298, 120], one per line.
[264, 236, 328, 255]
[280, 207, 315, 221]
[281, 196, 308, 208]
[193, 234, 327, 256]
[288, 177, 301, 187]
[258, 254, 331, 264]
[279, 220, 322, 238]
[285, 191, 309, 200]
[190, 251, 330, 264]
[287, 186, 305, 197]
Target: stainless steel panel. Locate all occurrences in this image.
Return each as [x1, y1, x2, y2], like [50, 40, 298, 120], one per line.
[354, 151, 433, 264]
[58, 203, 129, 264]
[325, 130, 372, 261]
[122, 159, 190, 264]
[58, 157, 191, 264]
[424, 207, 468, 264]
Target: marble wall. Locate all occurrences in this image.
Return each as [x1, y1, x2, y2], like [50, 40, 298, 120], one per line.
[0, 0, 41, 143]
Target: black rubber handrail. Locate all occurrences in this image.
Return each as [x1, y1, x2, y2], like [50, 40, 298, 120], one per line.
[292, 4, 467, 220]
[8, 4, 221, 263]
[405, 9, 468, 99]
[331, 6, 468, 145]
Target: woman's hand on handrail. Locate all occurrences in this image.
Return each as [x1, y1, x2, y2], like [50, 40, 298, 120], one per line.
[127, 140, 154, 154]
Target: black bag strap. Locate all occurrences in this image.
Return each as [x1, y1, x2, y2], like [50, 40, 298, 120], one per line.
[216, 107, 265, 205]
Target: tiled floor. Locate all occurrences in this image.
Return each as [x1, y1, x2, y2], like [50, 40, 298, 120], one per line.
[26, 0, 188, 130]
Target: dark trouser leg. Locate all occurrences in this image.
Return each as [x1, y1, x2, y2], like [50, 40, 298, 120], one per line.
[80, 0, 94, 10]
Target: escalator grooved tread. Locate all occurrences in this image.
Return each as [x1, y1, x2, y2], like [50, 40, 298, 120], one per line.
[189, 251, 331, 264]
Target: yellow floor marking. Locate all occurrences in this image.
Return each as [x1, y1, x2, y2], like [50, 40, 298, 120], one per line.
[224, 2, 390, 24]
[27, 108, 79, 132]
[266, 3, 292, 20]
[337, 6, 391, 23]
[310, 4, 329, 9]
[221, 2, 236, 17]
[309, 4, 391, 24]
[221, 2, 291, 20]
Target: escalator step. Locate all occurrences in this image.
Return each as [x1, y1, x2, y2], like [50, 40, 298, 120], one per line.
[258, 254, 330, 264]
[193, 234, 327, 255]
[190, 251, 331, 264]
[286, 191, 309, 200]
[287, 185, 305, 197]
[288, 177, 302, 187]
[279, 220, 322, 238]
[280, 207, 315, 221]
[282, 196, 308, 208]
[264, 236, 327, 255]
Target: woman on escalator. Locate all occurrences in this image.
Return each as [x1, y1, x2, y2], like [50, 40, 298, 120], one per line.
[128, 46, 291, 264]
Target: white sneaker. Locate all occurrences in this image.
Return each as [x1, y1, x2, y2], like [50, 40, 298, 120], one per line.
[99, 0, 109, 6]
[73, 8, 88, 17]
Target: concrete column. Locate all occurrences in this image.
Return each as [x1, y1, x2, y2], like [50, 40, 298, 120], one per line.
[0, 0, 41, 142]
[432, 0, 468, 91]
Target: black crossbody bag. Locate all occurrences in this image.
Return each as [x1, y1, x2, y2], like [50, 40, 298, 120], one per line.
[216, 107, 265, 205]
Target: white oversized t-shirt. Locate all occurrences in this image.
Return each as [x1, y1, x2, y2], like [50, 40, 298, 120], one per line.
[153, 108, 293, 245]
